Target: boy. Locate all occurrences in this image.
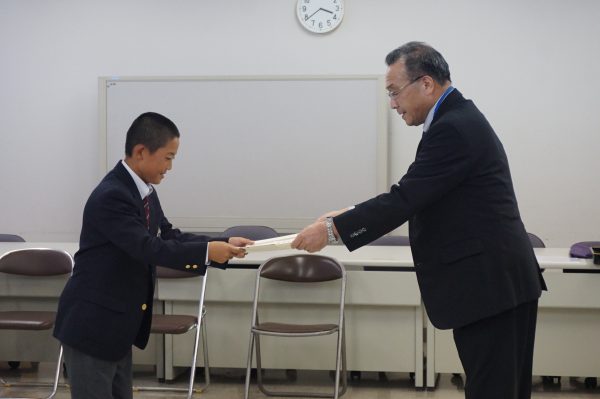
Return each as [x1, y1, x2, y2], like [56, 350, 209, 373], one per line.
[54, 112, 250, 399]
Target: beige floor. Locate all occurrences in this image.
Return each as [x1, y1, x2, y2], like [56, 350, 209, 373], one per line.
[1, 363, 599, 398]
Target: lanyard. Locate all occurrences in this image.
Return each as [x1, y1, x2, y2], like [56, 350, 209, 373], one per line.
[433, 86, 455, 118]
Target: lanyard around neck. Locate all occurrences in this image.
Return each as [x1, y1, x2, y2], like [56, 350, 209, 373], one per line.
[433, 86, 454, 118]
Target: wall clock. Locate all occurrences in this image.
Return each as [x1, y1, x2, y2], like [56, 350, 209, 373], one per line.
[296, 0, 344, 34]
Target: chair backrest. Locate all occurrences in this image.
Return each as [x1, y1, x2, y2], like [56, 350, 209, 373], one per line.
[156, 265, 203, 278]
[0, 248, 73, 276]
[223, 225, 278, 240]
[527, 232, 545, 248]
[370, 235, 410, 246]
[0, 234, 25, 242]
[259, 254, 344, 283]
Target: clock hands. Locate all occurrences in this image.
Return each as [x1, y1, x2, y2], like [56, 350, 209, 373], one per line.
[305, 7, 333, 20]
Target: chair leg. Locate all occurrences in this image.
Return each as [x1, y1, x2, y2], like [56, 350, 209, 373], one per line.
[185, 323, 202, 399]
[0, 344, 66, 399]
[45, 345, 64, 399]
[339, 328, 348, 396]
[333, 326, 348, 399]
[244, 332, 256, 399]
[201, 318, 210, 388]
[254, 332, 345, 398]
[134, 317, 208, 397]
[255, 334, 269, 396]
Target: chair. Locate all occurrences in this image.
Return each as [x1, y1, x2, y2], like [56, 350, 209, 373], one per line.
[133, 266, 209, 399]
[223, 225, 279, 240]
[527, 232, 545, 248]
[244, 254, 347, 399]
[0, 248, 73, 399]
[370, 235, 410, 246]
[0, 234, 26, 371]
[0, 234, 25, 242]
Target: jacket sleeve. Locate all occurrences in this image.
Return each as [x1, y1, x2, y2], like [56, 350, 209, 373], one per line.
[87, 187, 214, 273]
[334, 124, 475, 251]
[153, 191, 228, 244]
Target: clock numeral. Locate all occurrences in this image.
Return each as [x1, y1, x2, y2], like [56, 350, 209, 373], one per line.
[319, 21, 323, 29]
[304, 13, 309, 21]
[333, 14, 337, 20]
[336, 5, 340, 11]
[302, 5, 307, 12]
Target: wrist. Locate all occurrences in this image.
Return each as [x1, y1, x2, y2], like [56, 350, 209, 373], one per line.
[324, 217, 340, 244]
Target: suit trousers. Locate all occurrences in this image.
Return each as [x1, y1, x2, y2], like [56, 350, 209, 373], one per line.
[453, 299, 538, 399]
[63, 344, 133, 399]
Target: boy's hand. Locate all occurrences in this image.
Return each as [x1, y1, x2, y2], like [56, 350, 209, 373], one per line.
[228, 237, 254, 247]
[208, 241, 247, 263]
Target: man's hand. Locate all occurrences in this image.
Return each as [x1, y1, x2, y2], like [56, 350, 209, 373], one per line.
[208, 241, 247, 263]
[228, 236, 254, 247]
[291, 220, 328, 253]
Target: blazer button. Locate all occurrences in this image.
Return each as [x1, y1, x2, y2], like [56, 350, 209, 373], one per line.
[141, 303, 147, 311]
[185, 265, 191, 269]
[192, 264, 198, 269]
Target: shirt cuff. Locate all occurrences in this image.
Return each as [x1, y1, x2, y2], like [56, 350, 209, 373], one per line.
[205, 248, 210, 265]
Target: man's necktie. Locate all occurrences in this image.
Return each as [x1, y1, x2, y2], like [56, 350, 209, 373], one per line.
[143, 196, 150, 230]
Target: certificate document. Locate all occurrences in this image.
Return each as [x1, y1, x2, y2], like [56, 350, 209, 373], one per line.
[244, 234, 298, 253]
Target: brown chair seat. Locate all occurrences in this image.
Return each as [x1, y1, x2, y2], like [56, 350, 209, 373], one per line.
[0, 311, 56, 330]
[151, 314, 197, 335]
[254, 322, 338, 335]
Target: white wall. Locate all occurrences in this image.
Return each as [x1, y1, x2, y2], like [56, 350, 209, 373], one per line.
[0, 0, 598, 246]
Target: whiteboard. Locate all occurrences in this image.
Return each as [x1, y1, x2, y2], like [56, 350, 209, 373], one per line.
[99, 76, 388, 232]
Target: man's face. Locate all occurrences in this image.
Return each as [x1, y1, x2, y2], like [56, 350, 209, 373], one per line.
[138, 137, 179, 185]
[385, 61, 429, 126]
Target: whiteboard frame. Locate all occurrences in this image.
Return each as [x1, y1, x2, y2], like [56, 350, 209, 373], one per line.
[98, 75, 388, 232]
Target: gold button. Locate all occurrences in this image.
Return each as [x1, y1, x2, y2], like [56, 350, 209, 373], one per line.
[141, 303, 147, 311]
[185, 265, 191, 269]
[192, 264, 198, 269]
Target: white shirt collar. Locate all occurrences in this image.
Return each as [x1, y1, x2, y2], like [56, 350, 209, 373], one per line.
[423, 86, 454, 133]
[121, 160, 153, 199]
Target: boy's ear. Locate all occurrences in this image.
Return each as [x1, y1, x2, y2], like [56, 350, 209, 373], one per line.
[131, 143, 147, 160]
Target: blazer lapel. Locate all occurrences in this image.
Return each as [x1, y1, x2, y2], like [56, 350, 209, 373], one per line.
[430, 88, 465, 127]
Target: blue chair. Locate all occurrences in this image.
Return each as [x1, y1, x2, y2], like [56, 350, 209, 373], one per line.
[370, 235, 410, 246]
[223, 225, 278, 241]
[527, 232, 545, 248]
[0, 234, 25, 242]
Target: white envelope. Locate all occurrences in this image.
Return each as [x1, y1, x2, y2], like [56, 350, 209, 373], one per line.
[243, 234, 298, 253]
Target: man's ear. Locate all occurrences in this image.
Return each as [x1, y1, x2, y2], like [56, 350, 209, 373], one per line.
[422, 76, 435, 93]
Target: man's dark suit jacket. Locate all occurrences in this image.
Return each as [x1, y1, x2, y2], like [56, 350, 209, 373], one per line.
[54, 162, 226, 361]
[334, 89, 546, 330]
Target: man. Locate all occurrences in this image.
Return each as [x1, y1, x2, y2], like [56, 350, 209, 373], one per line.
[54, 112, 250, 399]
[292, 42, 546, 399]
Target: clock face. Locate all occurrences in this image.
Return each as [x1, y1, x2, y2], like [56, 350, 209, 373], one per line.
[296, 0, 344, 34]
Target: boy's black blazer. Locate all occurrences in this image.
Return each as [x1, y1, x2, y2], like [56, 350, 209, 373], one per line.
[54, 162, 226, 361]
[334, 89, 546, 329]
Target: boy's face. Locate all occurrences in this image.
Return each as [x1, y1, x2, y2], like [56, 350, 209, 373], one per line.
[138, 137, 179, 185]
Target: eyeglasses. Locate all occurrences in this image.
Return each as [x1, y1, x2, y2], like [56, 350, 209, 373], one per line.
[387, 75, 425, 99]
